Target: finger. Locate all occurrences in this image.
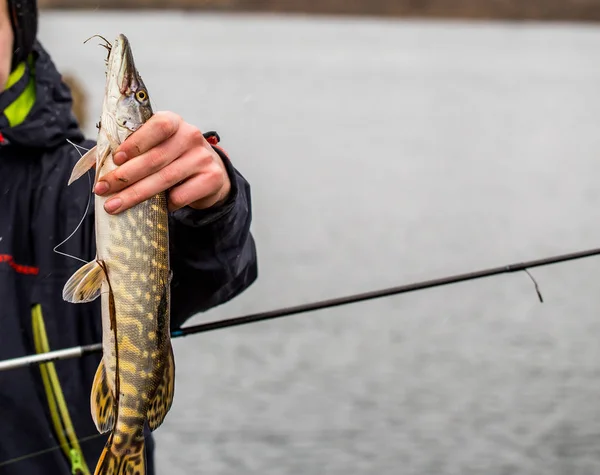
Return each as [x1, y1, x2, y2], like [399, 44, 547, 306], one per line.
[95, 131, 189, 195]
[168, 169, 225, 212]
[113, 111, 181, 165]
[103, 151, 198, 214]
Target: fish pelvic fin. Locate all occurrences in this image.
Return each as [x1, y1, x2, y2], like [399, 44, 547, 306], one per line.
[68, 144, 97, 185]
[90, 359, 115, 434]
[94, 435, 145, 475]
[62, 259, 105, 303]
[147, 343, 175, 431]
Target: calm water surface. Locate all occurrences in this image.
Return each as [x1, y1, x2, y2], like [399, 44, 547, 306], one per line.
[37, 12, 600, 474]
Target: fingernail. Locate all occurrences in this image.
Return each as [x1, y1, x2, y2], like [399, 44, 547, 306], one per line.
[94, 181, 109, 195]
[104, 197, 122, 213]
[114, 152, 127, 165]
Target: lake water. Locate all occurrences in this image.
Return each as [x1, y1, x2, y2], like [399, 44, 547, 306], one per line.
[37, 11, 600, 474]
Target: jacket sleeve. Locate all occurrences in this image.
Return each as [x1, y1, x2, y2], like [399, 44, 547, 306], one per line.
[167, 137, 258, 330]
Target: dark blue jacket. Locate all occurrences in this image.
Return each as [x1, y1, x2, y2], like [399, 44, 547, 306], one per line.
[0, 42, 257, 475]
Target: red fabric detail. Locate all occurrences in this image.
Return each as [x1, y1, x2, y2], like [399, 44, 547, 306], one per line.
[0, 254, 39, 275]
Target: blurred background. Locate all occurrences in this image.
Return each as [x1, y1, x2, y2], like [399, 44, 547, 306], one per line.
[36, 1, 600, 474]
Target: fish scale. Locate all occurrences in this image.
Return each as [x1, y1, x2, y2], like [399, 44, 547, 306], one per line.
[62, 33, 175, 475]
[99, 194, 170, 436]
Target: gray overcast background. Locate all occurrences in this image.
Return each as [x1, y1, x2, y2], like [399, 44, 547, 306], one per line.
[37, 11, 600, 474]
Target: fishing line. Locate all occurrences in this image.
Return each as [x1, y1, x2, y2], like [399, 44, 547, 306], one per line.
[0, 427, 364, 468]
[52, 140, 93, 266]
[83, 34, 112, 57]
[524, 269, 544, 303]
[0, 432, 105, 469]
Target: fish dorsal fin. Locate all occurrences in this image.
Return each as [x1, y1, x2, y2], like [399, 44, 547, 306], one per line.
[147, 344, 175, 431]
[67, 145, 97, 186]
[62, 259, 104, 303]
[90, 359, 115, 434]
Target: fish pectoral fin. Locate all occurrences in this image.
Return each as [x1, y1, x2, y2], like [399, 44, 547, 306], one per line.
[90, 359, 115, 434]
[107, 135, 120, 153]
[93, 145, 113, 188]
[67, 145, 97, 186]
[147, 344, 175, 431]
[62, 259, 105, 303]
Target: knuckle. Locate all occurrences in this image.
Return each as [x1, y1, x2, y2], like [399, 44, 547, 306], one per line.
[194, 149, 212, 170]
[128, 138, 143, 155]
[205, 164, 224, 191]
[156, 121, 173, 138]
[187, 127, 205, 145]
[127, 185, 143, 203]
[113, 168, 128, 184]
[155, 113, 179, 137]
[146, 147, 168, 171]
[158, 165, 180, 185]
[169, 189, 188, 209]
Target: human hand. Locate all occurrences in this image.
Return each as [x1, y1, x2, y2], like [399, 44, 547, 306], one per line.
[94, 111, 231, 214]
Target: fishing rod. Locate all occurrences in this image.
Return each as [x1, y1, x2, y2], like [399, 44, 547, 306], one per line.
[1, 245, 599, 373]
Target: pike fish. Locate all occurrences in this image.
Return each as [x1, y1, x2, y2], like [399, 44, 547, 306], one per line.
[62, 33, 175, 475]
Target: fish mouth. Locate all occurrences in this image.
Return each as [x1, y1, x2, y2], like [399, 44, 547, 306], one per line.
[107, 34, 139, 95]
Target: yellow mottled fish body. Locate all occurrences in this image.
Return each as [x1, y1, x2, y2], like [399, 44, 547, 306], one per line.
[62, 34, 174, 475]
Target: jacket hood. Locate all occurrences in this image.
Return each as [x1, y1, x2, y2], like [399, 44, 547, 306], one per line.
[0, 40, 84, 149]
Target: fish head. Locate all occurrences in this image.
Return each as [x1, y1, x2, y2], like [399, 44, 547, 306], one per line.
[104, 34, 153, 144]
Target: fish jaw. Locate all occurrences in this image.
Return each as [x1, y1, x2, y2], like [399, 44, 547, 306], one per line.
[103, 34, 135, 114]
[102, 33, 153, 148]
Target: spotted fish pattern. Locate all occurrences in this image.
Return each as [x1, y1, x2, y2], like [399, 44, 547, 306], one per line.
[62, 33, 175, 475]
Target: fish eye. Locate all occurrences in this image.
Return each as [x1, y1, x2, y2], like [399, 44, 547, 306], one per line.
[135, 90, 148, 102]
